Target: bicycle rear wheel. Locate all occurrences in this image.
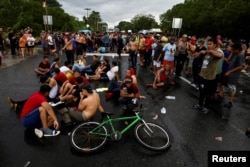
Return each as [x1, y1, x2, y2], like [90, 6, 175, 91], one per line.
[134, 122, 171, 151]
[70, 122, 108, 153]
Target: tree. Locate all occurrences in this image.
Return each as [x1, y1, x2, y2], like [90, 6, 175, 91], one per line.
[87, 11, 102, 31]
[131, 14, 159, 32]
[116, 21, 133, 32]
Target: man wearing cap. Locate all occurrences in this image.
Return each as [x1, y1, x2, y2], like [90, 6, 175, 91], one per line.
[20, 85, 60, 137]
[61, 84, 104, 122]
[119, 77, 140, 110]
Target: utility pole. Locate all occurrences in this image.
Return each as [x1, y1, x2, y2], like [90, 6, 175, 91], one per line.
[42, 0, 49, 31]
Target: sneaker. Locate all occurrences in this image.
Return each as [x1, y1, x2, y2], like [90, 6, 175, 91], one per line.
[200, 107, 209, 114]
[192, 104, 202, 110]
[241, 69, 247, 73]
[7, 97, 15, 109]
[223, 102, 233, 109]
[34, 128, 43, 138]
[42, 128, 61, 137]
[85, 73, 89, 80]
[49, 101, 64, 107]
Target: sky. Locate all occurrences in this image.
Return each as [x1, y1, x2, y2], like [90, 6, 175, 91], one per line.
[57, 0, 184, 28]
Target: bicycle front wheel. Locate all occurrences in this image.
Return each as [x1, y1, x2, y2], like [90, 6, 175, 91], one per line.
[134, 122, 171, 151]
[70, 122, 108, 153]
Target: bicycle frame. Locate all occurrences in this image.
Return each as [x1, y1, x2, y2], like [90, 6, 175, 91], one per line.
[89, 112, 143, 138]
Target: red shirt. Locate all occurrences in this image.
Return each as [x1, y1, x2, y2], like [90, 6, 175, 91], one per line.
[68, 76, 89, 85]
[20, 92, 47, 119]
[54, 72, 68, 85]
[38, 61, 50, 69]
[120, 83, 139, 94]
[144, 38, 153, 50]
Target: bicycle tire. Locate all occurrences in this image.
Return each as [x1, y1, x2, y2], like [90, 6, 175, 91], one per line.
[134, 122, 171, 151]
[70, 122, 108, 153]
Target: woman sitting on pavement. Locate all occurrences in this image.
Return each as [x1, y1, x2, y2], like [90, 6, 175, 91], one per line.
[147, 65, 172, 89]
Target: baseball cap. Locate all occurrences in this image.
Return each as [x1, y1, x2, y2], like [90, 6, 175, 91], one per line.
[182, 34, 188, 38]
[80, 84, 93, 93]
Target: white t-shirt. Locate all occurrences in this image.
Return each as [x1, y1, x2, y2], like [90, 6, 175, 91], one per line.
[47, 35, 53, 45]
[27, 36, 35, 46]
[60, 66, 71, 73]
[107, 66, 119, 80]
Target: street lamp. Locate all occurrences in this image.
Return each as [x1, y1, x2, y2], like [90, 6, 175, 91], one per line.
[84, 8, 91, 29]
[84, 8, 91, 18]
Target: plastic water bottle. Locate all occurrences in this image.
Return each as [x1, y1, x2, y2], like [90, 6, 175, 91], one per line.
[161, 107, 167, 114]
[165, 96, 176, 100]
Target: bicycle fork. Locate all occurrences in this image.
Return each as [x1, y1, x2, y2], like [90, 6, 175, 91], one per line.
[141, 119, 154, 136]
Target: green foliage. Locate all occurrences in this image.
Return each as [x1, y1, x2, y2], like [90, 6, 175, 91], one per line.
[160, 0, 250, 39]
[0, 0, 83, 36]
[130, 14, 159, 32]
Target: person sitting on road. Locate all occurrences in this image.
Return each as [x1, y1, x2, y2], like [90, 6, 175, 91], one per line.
[147, 65, 172, 89]
[80, 55, 101, 75]
[39, 75, 59, 100]
[88, 60, 118, 81]
[71, 56, 88, 73]
[20, 84, 60, 137]
[58, 84, 104, 123]
[34, 55, 51, 76]
[50, 57, 60, 76]
[60, 60, 73, 79]
[59, 70, 88, 97]
[53, 67, 68, 86]
[119, 76, 140, 111]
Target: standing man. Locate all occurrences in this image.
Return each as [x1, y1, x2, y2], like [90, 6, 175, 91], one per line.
[117, 33, 124, 60]
[20, 85, 60, 137]
[160, 36, 176, 83]
[128, 37, 139, 71]
[192, 38, 223, 114]
[143, 33, 153, 67]
[175, 34, 188, 76]
[8, 28, 16, 56]
[138, 33, 145, 66]
[223, 43, 244, 108]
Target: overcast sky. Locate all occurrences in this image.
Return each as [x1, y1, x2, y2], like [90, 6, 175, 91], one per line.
[57, 0, 184, 28]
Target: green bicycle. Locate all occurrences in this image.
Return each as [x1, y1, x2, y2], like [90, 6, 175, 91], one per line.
[69, 104, 171, 153]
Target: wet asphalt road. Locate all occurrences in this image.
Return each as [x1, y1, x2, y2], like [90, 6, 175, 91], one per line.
[0, 53, 250, 167]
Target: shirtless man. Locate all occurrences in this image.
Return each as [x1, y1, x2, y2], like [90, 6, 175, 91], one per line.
[128, 37, 139, 70]
[138, 33, 145, 65]
[62, 33, 74, 65]
[64, 84, 104, 122]
[75, 33, 87, 57]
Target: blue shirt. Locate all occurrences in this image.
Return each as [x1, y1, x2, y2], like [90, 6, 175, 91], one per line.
[162, 43, 176, 61]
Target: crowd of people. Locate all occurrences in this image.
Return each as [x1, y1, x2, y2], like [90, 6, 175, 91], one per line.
[5, 27, 250, 138]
